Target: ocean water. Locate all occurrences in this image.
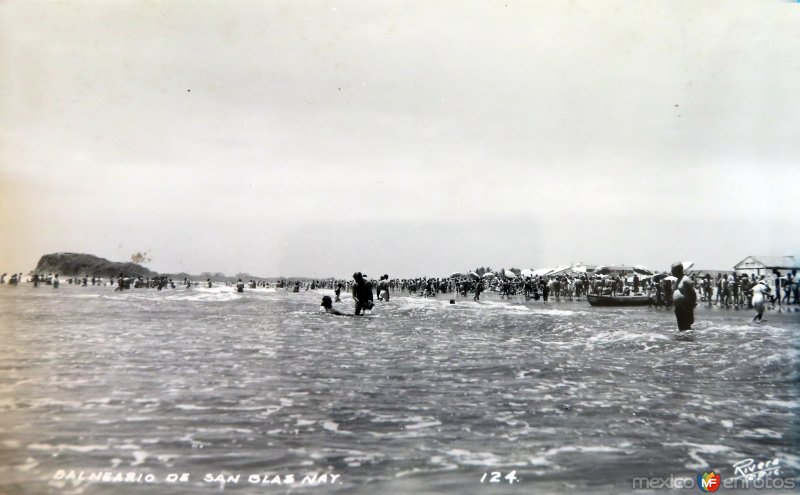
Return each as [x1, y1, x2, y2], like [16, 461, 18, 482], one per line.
[0, 285, 798, 495]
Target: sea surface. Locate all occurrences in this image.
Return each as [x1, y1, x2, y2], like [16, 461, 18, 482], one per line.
[0, 284, 798, 495]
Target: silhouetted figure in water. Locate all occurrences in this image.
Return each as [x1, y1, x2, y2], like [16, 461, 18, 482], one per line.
[352, 272, 374, 315]
[671, 263, 696, 331]
[320, 295, 348, 316]
[335, 283, 343, 302]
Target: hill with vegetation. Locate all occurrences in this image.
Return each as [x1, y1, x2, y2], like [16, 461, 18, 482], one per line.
[34, 253, 157, 278]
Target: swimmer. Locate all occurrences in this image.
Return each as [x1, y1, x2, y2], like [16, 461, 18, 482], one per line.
[751, 278, 771, 322]
[236, 278, 245, 293]
[53, 274, 60, 288]
[671, 262, 696, 331]
[335, 283, 342, 302]
[207, 278, 212, 288]
[320, 295, 349, 316]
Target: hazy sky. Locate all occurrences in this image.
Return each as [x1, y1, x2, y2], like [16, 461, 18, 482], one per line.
[1, 1, 798, 278]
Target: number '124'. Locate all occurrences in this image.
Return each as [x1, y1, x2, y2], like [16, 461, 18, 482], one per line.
[480, 471, 519, 484]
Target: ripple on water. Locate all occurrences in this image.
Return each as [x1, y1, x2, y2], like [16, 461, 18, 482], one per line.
[0, 287, 797, 494]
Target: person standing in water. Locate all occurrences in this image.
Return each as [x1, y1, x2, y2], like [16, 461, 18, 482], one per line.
[335, 283, 343, 302]
[236, 279, 245, 293]
[671, 262, 697, 331]
[377, 275, 390, 301]
[473, 277, 484, 301]
[751, 278, 771, 322]
[352, 272, 374, 315]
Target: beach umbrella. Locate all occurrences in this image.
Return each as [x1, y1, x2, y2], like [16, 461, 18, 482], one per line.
[664, 276, 678, 282]
[682, 261, 695, 271]
[504, 269, 517, 278]
[532, 268, 553, 277]
[450, 272, 465, 278]
[482, 272, 496, 279]
[572, 265, 588, 274]
[594, 265, 610, 275]
[633, 265, 653, 275]
[469, 272, 480, 279]
[652, 272, 668, 282]
[520, 268, 535, 278]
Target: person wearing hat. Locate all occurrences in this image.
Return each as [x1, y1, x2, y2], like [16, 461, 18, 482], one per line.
[671, 262, 696, 331]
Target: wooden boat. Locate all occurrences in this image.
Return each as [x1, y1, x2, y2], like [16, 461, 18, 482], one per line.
[587, 294, 652, 307]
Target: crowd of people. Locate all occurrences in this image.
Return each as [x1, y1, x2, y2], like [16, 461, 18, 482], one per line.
[3, 266, 797, 327]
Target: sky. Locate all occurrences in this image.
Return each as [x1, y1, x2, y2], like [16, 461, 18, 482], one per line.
[1, 0, 798, 278]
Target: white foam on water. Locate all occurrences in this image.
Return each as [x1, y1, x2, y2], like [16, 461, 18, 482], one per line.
[527, 308, 581, 316]
[195, 427, 254, 434]
[322, 421, 340, 433]
[174, 404, 211, 411]
[663, 441, 732, 470]
[734, 428, 783, 439]
[28, 443, 109, 453]
[761, 399, 800, 410]
[527, 444, 634, 468]
[404, 419, 442, 430]
[131, 450, 148, 466]
[165, 290, 241, 302]
[30, 398, 84, 409]
[16, 457, 39, 472]
[443, 448, 528, 467]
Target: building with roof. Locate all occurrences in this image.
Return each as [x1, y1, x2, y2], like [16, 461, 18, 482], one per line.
[733, 256, 799, 278]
